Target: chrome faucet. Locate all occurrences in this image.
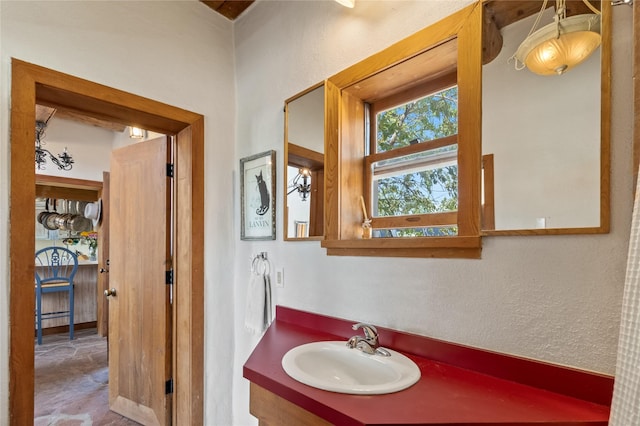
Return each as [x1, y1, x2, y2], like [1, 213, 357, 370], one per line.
[346, 323, 391, 356]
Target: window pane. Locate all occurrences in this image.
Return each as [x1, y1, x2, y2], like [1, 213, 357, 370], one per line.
[376, 86, 458, 153]
[373, 227, 458, 237]
[372, 146, 458, 217]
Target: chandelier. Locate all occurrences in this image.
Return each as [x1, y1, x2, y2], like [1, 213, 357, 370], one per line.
[287, 168, 311, 201]
[35, 119, 74, 171]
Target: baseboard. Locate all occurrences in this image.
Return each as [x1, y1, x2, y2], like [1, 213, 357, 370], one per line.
[35, 321, 97, 337]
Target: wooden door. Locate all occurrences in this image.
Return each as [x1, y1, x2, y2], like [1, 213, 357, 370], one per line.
[107, 136, 172, 425]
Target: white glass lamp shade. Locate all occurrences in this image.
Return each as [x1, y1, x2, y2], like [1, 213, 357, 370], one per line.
[515, 14, 601, 76]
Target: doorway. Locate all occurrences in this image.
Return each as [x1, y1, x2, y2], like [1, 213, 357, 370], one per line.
[33, 174, 104, 421]
[9, 59, 204, 425]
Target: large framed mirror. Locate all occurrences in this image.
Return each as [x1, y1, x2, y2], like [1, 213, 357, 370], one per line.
[481, 0, 610, 235]
[284, 83, 325, 241]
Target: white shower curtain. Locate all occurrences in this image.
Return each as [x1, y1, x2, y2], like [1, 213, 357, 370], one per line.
[610, 175, 640, 425]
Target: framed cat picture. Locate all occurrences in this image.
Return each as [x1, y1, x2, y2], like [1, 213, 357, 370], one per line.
[240, 150, 276, 240]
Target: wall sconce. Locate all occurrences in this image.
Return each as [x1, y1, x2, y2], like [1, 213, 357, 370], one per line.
[35, 120, 74, 171]
[287, 168, 312, 201]
[512, 0, 601, 76]
[334, 0, 355, 7]
[129, 126, 146, 139]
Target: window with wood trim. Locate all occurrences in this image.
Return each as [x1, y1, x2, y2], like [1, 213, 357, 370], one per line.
[365, 74, 459, 237]
[321, 2, 483, 258]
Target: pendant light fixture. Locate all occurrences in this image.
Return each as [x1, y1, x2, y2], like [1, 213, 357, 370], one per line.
[129, 126, 146, 139]
[512, 0, 601, 76]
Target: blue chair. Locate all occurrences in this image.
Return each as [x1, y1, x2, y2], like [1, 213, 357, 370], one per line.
[35, 246, 78, 345]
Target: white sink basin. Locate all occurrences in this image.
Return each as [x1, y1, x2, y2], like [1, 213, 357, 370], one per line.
[281, 341, 421, 394]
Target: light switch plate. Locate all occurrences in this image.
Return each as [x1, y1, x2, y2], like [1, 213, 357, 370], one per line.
[276, 268, 284, 288]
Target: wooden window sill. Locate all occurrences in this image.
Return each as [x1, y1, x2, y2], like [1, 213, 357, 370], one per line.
[320, 236, 481, 258]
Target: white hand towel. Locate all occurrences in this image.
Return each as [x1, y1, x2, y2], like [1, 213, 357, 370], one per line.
[245, 273, 266, 334]
[264, 274, 273, 328]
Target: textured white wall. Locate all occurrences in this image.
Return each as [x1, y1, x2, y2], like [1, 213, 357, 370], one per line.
[232, 1, 633, 425]
[0, 1, 236, 424]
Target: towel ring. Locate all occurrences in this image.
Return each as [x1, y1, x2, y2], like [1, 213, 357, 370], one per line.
[251, 252, 270, 276]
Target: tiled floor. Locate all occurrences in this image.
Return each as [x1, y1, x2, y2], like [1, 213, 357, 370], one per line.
[35, 328, 140, 426]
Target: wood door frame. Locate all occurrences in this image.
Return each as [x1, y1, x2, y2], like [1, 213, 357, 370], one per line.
[98, 171, 110, 337]
[9, 59, 205, 425]
[634, 0, 639, 189]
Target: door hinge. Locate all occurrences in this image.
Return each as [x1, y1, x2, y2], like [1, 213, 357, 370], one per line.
[165, 379, 173, 395]
[166, 269, 173, 285]
[166, 163, 174, 178]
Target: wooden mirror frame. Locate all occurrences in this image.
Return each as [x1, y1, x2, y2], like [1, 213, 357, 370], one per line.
[283, 83, 325, 241]
[481, 0, 611, 236]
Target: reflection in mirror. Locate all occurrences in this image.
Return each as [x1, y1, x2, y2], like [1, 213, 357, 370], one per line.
[482, 0, 609, 234]
[284, 84, 325, 240]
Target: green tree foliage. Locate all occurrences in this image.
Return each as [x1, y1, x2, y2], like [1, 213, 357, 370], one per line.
[374, 87, 459, 236]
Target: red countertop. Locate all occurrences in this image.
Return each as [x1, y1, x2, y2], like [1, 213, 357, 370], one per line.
[243, 306, 612, 426]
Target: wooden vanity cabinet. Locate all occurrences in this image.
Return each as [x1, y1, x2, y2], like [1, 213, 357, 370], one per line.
[250, 383, 331, 426]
